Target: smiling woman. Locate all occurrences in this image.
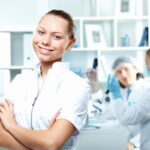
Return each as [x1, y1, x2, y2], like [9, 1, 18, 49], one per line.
[33, 10, 76, 69]
[0, 9, 90, 150]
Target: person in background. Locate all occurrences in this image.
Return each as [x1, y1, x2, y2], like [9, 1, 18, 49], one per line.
[86, 58, 106, 117]
[0, 9, 90, 150]
[108, 56, 146, 150]
[145, 48, 150, 77]
[108, 56, 150, 150]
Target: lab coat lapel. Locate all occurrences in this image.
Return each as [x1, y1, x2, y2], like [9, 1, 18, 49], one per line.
[39, 63, 68, 102]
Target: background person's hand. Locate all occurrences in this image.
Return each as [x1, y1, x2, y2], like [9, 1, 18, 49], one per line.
[127, 142, 135, 150]
[87, 68, 100, 93]
[87, 68, 98, 82]
[107, 74, 122, 99]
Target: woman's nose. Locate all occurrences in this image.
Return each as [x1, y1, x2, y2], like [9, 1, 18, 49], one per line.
[42, 35, 51, 45]
[121, 70, 127, 77]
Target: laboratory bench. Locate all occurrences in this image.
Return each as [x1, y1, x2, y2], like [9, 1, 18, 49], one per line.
[76, 120, 128, 150]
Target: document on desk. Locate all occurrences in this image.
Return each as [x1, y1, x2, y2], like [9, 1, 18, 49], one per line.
[84, 124, 101, 129]
[85, 119, 120, 130]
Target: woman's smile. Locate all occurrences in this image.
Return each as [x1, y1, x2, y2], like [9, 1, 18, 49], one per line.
[38, 46, 55, 55]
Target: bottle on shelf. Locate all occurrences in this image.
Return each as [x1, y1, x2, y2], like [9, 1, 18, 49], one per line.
[138, 26, 149, 47]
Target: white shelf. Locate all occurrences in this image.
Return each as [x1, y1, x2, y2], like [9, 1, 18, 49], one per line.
[74, 16, 115, 21]
[70, 0, 149, 80]
[116, 16, 149, 20]
[72, 46, 149, 51]
[0, 0, 149, 94]
[0, 66, 33, 70]
[0, 25, 36, 32]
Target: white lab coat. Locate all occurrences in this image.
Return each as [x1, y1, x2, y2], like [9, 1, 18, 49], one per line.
[100, 79, 149, 149]
[112, 79, 150, 150]
[4, 62, 91, 150]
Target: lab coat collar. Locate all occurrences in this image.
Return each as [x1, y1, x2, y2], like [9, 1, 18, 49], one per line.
[120, 79, 144, 96]
[34, 62, 70, 102]
[35, 62, 70, 76]
[129, 79, 144, 91]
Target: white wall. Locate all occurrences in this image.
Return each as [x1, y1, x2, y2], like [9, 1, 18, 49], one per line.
[48, 0, 97, 17]
[0, 0, 45, 25]
[0, 0, 97, 25]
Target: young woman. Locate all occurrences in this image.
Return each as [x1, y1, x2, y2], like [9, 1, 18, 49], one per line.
[108, 56, 150, 150]
[0, 9, 90, 150]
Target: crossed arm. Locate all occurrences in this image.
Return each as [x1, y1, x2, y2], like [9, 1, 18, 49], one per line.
[0, 122, 31, 150]
[0, 100, 76, 150]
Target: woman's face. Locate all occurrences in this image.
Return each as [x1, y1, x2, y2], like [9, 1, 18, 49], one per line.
[32, 14, 75, 64]
[115, 63, 137, 88]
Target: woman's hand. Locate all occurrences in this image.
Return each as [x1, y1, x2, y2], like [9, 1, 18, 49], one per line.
[49, 108, 62, 128]
[107, 74, 122, 99]
[0, 99, 17, 131]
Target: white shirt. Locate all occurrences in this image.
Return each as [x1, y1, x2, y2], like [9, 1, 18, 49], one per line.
[4, 62, 91, 150]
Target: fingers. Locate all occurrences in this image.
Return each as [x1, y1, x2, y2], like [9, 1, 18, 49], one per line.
[108, 74, 118, 83]
[54, 108, 62, 118]
[0, 102, 8, 120]
[107, 74, 111, 83]
[87, 68, 97, 80]
[108, 74, 113, 81]
[107, 74, 114, 85]
[0, 100, 14, 115]
[5, 99, 13, 107]
[107, 74, 119, 91]
[5, 99, 14, 115]
[0, 102, 8, 112]
[49, 108, 62, 128]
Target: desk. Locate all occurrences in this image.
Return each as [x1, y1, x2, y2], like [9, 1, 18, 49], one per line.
[76, 121, 128, 150]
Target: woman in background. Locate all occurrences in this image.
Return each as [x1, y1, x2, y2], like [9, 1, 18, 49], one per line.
[108, 56, 150, 150]
[109, 56, 145, 150]
[145, 48, 150, 77]
[0, 9, 90, 150]
[145, 48, 150, 70]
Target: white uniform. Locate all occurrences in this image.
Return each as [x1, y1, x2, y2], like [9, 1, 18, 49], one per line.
[4, 62, 91, 150]
[100, 79, 148, 149]
[112, 79, 150, 150]
[119, 79, 146, 149]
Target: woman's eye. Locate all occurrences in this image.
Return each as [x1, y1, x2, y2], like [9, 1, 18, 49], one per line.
[37, 30, 44, 35]
[53, 35, 61, 40]
[125, 68, 129, 72]
[117, 71, 122, 75]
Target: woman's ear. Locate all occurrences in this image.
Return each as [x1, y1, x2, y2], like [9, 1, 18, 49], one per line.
[66, 39, 76, 51]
